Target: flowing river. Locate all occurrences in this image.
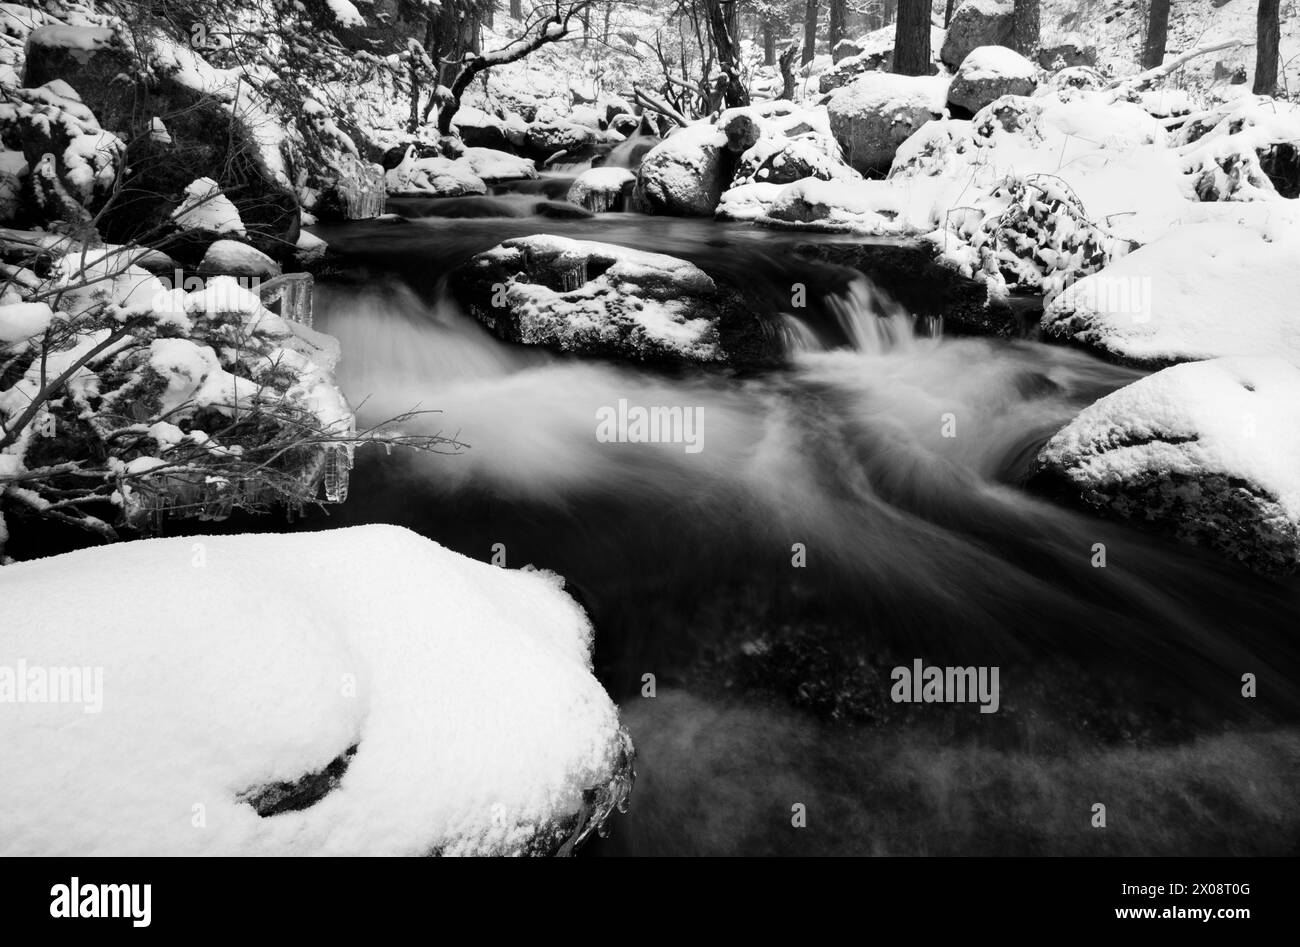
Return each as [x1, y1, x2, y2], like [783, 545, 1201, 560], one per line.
[293, 184, 1300, 856]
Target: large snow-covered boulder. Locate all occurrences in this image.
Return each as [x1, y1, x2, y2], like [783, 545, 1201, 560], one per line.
[941, 0, 1015, 70]
[450, 235, 780, 366]
[634, 123, 728, 216]
[1034, 358, 1300, 574]
[1042, 223, 1300, 368]
[947, 46, 1039, 114]
[827, 73, 949, 175]
[0, 525, 634, 855]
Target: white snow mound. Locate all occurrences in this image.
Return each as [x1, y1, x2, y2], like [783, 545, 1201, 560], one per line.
[0, 525, 628, 855]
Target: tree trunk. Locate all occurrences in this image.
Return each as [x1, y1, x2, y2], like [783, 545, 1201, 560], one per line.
[1254, 0, 1280, 95]
[893, 0, 930, 76]
[944, 0, 956, 27]
[802, 0, 818, 66]
[1142, 0, 1171, 69]
[763, 20, 775, 66]
[829, 0, 846, 47]
[705, 0, 749, 108]
[1012, 0, 1040, 58]
[510, 0, 522, 18]
[779, 42, 800, 99]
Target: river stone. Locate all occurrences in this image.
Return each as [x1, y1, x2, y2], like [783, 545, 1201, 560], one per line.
[634, 123, 728, 216]
[941, 0, 1015, 70]
[826, 73, 949, 175]
[947, 46, 1039, 115]
[567, 167, 635, 213]
[1033, 357, 1300, 575]
[198, 239, 281, 279]
[522, 121, 597, 162]
[449, 235, 781, 367]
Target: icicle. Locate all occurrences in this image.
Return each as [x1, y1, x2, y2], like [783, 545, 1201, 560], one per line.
[560, 261, 587, 291]
[258, 273, 314, 328]
[322, 443, 354, 504]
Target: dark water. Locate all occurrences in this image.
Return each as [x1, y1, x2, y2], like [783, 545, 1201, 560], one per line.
[301, 189, 1300, 855]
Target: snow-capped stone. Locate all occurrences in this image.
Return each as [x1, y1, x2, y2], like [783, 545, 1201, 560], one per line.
[1037, 35, 1097, 70]
[0, 525, 633, 855]
[170, 177, 246, 236]
[940, 0, 1015, 70]
[759, 177, 944, 235]
[523, 121, 597, 162]
[635, 122, 727, 216]
[459, 147, 537, 183]
[198, 239, 281, 279]
[451, 106, 509, 151]
[294, 230, 328, 267]
[1034, 357, 1300, 574]
[1042, 222, 1300, 368]
[948, 46, 1039, 114]
[0, 301, 54, 344]
[827, 72, 950, 175]
[450, 235, 780, 366]
[385, 146, 486, 197]
[567, 167, 635, 213]
[733, 133, 858, 186]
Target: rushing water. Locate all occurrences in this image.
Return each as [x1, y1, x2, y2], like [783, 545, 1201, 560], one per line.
[301, 190, 1300, 856]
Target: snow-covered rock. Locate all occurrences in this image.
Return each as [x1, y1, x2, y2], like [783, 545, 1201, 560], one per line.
[451, 106, 509, 151]
[635, 122, 728, 216]
[567, 167, 635, 213]
[827, 73, 950, 175]
[523, 121, 597, 162]
[1175, 96, 1300, 201]
[385, 146, 487, 197]
[941, 0, 1015, 70]
[947, 46, 1039, 114]
[450, 235, 780, 366]
[1037, 35, 1097, 70]
[758, 178, 944, 235]
[198, 239, 281, 279]
[0, 525, 634, 855]
[1042, 222, 1300, 368]
[733, 133, 858, 187]
[459, 147, 537, 183]
[0, 300, 54, 344]
[170, 177, 246, 237]
[1034, 357, 1300, 574]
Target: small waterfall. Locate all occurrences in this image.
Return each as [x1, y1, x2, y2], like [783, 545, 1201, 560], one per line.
[823, 275, 942, 354]
[779, 314, 823, 353]
[824, 275, 915, 354]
